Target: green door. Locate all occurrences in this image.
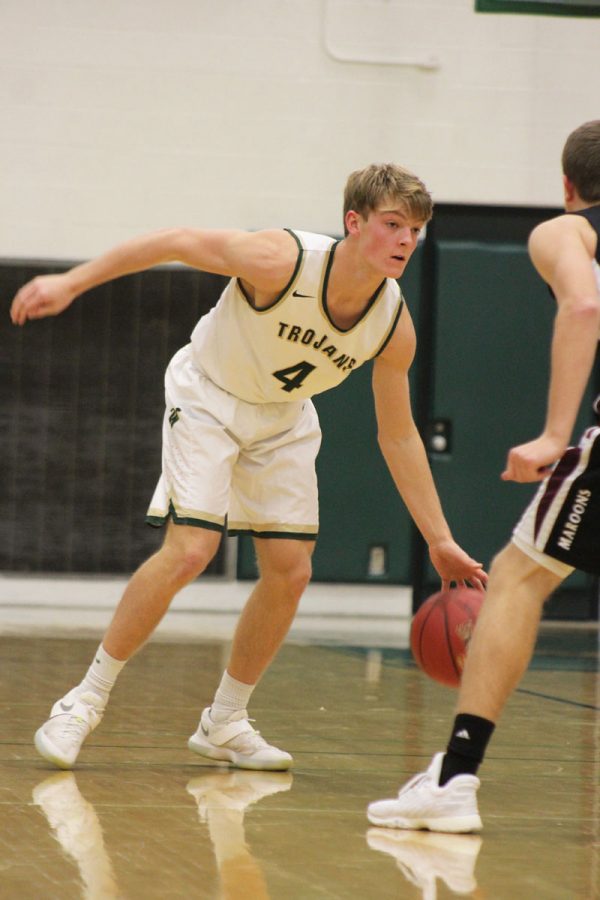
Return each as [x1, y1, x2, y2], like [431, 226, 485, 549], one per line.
[423, 239, 595, 614]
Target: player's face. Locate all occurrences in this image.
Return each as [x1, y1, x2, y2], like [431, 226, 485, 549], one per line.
[354, 205, 424, 278]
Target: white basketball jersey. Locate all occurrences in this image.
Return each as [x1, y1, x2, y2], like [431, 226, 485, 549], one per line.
[189, 229, 405, 403]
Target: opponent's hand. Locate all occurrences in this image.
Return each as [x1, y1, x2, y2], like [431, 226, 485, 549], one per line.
[10, 274, 77, 325]
[428, 539, 487, 592]
[501, 434, 565, 483]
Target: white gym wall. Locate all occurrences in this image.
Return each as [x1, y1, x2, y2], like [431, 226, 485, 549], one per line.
[1, 0, 598, 261]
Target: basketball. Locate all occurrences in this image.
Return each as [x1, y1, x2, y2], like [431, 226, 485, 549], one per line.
[410, 587, 485, 688]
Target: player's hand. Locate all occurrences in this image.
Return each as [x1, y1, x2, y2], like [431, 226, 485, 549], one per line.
[10, 274, 77, 326]
[428, 539, 487, 592]
[501, 434, 565, 483]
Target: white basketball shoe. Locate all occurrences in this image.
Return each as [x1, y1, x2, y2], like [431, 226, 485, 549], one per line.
[34, 691, 104, 769]
[188, 707, 293, 771]
[367, 753, 482, 833]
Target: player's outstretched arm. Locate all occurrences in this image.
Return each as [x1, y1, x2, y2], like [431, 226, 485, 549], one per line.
[10, 227, 297, 326]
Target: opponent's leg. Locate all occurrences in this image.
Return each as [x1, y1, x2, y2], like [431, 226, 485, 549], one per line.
[439, 543, 562, 784]
[34, 523, 221, 768]
[189, 538, 313, 771]
[457, 543, 562, 719]
[367, 544, 563, 832]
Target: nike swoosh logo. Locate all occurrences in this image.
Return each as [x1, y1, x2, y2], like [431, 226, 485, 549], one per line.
[60, 702, 74, 712]
[292, 290, 314, 298]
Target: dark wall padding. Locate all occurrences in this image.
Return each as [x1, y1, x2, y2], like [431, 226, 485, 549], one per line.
[0, 261, 228, 574]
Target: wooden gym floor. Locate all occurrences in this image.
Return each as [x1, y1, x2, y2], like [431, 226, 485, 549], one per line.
[0, 591, 598, 899]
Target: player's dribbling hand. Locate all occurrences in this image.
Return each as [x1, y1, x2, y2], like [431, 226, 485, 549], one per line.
[429, 539, 487, 592]
[10, 274, 77, 326]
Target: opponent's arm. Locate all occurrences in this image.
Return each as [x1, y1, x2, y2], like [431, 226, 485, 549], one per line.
[373, 308, 486, 588]
[502, 216, 600, 483]
[10, 228, 297, 325]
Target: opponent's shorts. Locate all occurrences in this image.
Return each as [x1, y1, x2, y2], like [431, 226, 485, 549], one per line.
[512, 425, 600, 577]
[146, 345, 321, 539]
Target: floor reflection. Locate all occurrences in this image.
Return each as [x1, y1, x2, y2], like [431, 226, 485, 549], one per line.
[31, 769, 295, 900]
[366, 828, 483, 899]
[186, 771, 293, 900]
[32, 773, 119, 899]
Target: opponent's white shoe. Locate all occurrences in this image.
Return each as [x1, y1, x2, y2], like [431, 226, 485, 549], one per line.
[366, 827, 483, 895]
[188, 708, 293, 771]
[34, 691, 104, 769]
[367, 753, 482, 833]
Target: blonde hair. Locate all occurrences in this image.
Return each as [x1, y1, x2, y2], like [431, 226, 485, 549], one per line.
[343, 163, 433, 235]
[562, 121, 600, 204]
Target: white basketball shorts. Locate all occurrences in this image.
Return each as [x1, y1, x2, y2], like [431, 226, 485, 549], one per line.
[512, 425, 600, 577]
[146, 345, 321, 539]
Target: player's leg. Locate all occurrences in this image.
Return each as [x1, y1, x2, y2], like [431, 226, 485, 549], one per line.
[188, 538, 313, 770]
[448, 425, 600, 775]
[34, 523, 222, 769]
[444, 435, 600, 786]
[367, 549, 566, 833]
[453, 543, 561, 716]
[189, 398, 320, 770]
[437, 543, 562, 785]
[228, 537, 314, 684]
[366, 431, 597, 833]
[34, 347, 236, 768]
[102, 522, 222, 660]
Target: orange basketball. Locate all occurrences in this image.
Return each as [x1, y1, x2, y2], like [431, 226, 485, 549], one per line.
[410, 587, 484, 688]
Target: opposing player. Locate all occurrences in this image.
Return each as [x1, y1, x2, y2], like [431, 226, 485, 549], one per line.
[367, 121, 600, 832]
[10, 163, 485, 771]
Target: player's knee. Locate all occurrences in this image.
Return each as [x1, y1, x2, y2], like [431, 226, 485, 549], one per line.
[489, 543, 560, 602]
[163, 528, 220, 581]
[288, 553, 312, 594]
[262, 551, 312, 596]
[177, 545, 215, 579]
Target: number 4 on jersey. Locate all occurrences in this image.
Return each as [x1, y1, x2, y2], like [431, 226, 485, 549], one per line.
[272, 360, 316, 393]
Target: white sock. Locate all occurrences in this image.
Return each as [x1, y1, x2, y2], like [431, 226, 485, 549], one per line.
[210, 670, 255, 723]
[75, 644, 127, 707]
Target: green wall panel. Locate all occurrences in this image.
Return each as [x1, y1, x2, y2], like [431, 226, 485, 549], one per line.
[426, 240, 593, 594]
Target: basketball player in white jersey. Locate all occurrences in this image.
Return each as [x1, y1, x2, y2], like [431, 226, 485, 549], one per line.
[10, 164, 486, 771]
[368, 121, 600, 833]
